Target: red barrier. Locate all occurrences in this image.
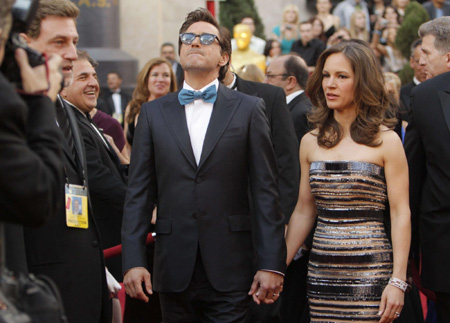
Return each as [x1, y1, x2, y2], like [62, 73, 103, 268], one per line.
[103, 233, 155, 259]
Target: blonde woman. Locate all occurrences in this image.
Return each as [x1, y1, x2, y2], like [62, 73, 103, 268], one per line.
[272, 4, 301, 54]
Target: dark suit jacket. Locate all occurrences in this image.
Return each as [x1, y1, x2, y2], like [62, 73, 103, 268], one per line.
[0, 72, 64, 275]
[122, 84, 286, 293]
[288, 92, 313, 144]
[422, 1, 450, 19]
[98, 89, 131, 126]
[23, 97, 110, 323]
[404, 71, 450, 293]
[70, 104, 127, 281]
[173, 60, 185, 90]
[400, 81, 416, 123]
[0, 72, 63, 226]
[235, 75, 300, 223]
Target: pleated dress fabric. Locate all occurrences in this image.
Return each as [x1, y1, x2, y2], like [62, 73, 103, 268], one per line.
[308, 161, 393, 322]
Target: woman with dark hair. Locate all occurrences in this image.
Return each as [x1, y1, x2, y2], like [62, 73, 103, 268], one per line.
[123, 57, 177, 152]
[310, 16, 328, 42]
[263, 39, 281, 67]
[286, 40, 410, 322]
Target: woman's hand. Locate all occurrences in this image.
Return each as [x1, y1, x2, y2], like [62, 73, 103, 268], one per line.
[378, 284, 404, 323]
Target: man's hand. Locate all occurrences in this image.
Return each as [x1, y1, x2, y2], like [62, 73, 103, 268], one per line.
[123, 267, 153, 302]
[248, 270, 284, 305]
[15, 48, 62, 102]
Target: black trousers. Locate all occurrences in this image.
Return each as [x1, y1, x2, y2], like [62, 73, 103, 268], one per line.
[435, 292, 450, 323]
[158, 252, 251, 323]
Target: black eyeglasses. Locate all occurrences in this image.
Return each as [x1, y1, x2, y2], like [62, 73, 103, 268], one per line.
[265, 74, 290, 79]
[180, 33, 222, 46]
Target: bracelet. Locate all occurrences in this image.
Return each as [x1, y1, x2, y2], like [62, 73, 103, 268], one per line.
[388, 277, 408, 292]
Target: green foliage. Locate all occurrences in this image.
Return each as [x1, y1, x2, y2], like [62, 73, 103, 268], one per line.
[395, 1, 429, 85]
[396, 1, 429, 59]
[219, 0, 265, 39]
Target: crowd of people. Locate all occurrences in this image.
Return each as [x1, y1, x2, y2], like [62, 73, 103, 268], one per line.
[1, 0, 450, 322]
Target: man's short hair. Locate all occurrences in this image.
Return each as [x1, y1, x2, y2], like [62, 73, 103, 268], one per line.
[283, 55, 309, 89]
[107, 71, 121, 79]
[179, 8, 230, 81]
[27, 0, 79, 39]
[161, 42, 175, 50]
[418, 17, 450, 54]
[77, 49, 98, 68]
[0, 0, 15, 43]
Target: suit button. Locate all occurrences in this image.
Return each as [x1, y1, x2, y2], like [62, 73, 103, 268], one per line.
[195, 177, 202, 184]
[92, 240, 98, 247]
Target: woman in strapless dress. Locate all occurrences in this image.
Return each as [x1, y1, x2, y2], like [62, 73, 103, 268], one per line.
[286, 39, 411, 323]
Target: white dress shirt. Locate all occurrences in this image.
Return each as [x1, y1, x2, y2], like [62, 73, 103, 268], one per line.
[183, 79, 218, 165]
[286, 90, 304, 104]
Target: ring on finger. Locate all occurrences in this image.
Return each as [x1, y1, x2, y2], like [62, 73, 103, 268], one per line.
[395, 312, 400, 317]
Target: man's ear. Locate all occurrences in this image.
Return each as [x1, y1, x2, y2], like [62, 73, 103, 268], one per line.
[285, 75, 297, 92]
[60, 87, 67, 99]
[219, 53, 229, 67]
[446, 52, 450, 69]
[19, 32, 30, 44]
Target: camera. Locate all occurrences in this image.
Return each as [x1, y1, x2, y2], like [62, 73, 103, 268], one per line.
[0, 0, 45, 88]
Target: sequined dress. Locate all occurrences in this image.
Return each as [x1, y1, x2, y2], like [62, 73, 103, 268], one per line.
[308, 161, 393, 322]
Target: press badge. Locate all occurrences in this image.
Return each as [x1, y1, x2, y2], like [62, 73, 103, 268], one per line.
[65, 184, 88, 229]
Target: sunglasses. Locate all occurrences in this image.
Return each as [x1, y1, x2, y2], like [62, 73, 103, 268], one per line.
[180, 33, 222, 46]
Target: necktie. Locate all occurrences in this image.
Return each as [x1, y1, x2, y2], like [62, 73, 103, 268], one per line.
[55, 101, 76, 161]
[178, 84, 217, 105]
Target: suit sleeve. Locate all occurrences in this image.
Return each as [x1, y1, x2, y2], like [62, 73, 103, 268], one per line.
[121, 104, 157, 272]
[0, 88, 64, 226]
[270, 88, 300, 223]
[248, 98, 287, 274]
[403, 88, 426, 264]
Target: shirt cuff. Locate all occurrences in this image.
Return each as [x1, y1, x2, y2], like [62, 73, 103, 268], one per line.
[261, 269, 285, 277]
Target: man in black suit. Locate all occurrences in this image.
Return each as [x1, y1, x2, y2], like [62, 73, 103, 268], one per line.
[291, 21, 326, 73]
[222, 29, 299, 323]
[0, 0, 64, 275]
[61, 50, 127, 281]
[21, 1, 110, 322]
[122, 8, 286, 322]
[404, 16, 450, 323]
[161, 42, 184, 89]
[97, 71, 131, 126]
[265, 54, 312, 322]
[400, 39, 427, 123]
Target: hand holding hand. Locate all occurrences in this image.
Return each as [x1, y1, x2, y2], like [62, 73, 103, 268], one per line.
[123, 267, 153, 302]
[248, 270, 284, 305]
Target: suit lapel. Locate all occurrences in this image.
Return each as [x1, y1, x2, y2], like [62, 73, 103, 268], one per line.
[197, 84, 240, 170]
[288, 93, 304, 111]
[235, 75, 258, 97]
[160, 93, 197, 170]
[438, 89, 450, 133]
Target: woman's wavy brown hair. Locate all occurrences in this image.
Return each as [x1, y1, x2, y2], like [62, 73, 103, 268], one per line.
[306, 39, 397, 148]
[126, 58, 177, 125]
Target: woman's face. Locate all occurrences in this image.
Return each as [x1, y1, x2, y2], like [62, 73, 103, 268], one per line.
[384, 7, 398, 25]
[354, 13, 366, 29]
[312, 19, 324, 37]
[316, 0, 331, 14]
[284, 9, 297, 24]
[269, 41, 281, 57]
[147, 63, 171, 100]
[322, 53, 356, 112]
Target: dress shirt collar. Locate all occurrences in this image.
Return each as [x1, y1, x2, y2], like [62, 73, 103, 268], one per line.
[286, 90, 304, 104]
[413, 77, 421, 86]
[227, 74, 238, 90]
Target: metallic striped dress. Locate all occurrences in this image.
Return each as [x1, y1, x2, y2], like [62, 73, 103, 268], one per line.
[308, 161, 393, 322]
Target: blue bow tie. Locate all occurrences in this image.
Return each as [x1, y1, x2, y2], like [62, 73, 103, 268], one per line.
[178, 85, 217, 105]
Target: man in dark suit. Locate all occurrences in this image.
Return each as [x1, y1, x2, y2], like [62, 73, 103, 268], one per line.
[265, 54, 312, 322]
[61, 50, 127, 281]
[404, 16, 450, 323]
[21, 1, 110, 322]
[422, 0, 450, 20]
[222, 29, 299, 323]
[0, 0, 64, 274]
[122, 8, 286, 322]
[97, 71, 131, 126]
[400, 39, 427, 123]
[161, 42, 185, 89]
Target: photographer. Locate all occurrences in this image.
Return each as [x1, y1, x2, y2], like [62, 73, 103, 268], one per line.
[0, 0, 64, 273]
